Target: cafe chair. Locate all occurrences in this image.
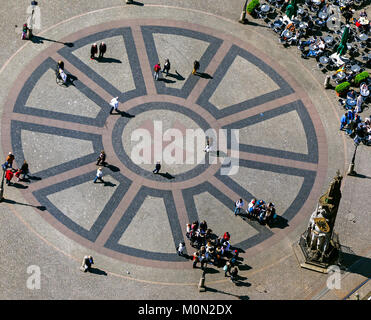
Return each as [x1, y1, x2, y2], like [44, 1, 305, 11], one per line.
[338, 99, 346, 109]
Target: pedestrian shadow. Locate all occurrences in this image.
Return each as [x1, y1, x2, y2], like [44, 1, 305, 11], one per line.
[119, 110, 135, 118]
[244, 20, 270, 29]
[234, 278, 251, 287]
[89, 267, 107, 276]
[204, 287, 250, 300]
[103, 181, 116, 187]
[106, 164, 120, 172]
[203, 267, 220, 274]
[1, 198, 46, 210]
[167, 71, 185, 81]
[30, 36, 74, 47]
[352, 172, 371, 179]
[96, 57, 122, 64]
[195, 72, 213, 79]
[237, 264, 252, 271]
[268, 215, 289, 229]
[9, 183, 28, 189]
[182, 253, 193, 261]
[158, 77, 176, 84]
[130, 1, 144, 6]
[27, 175, 42, 181]
[159, 172, 175, 180]
[111, 110, 135, 118]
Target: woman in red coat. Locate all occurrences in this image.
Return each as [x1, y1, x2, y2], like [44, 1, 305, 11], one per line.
[5, 169, 14, 185]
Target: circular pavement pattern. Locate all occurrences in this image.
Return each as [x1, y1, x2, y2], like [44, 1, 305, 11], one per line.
[1, 19, 327, 268]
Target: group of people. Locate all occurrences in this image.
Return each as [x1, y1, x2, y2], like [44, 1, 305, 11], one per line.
[184, 220, 240, 282]
[2, 152, 29, 186]
[153, 59, 200, 81]
[299, 36, 326, 58]
[90, 42, 107, 60]
[339, 80, 371, 146]
[234, 198, 277, 225]
[340, 110, 371, 146]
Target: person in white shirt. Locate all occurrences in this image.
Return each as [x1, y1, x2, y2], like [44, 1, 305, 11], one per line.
[93, 167, 104, 183]
[59, 68, 67, 83]
[204, 140, 211, 153]
[109, 97, 119, 114]
[355, 94, 363, 113]
[234, 198, 244, 216]
[177, 242, 185, 256]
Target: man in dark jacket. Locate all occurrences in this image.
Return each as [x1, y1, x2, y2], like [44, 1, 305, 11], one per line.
[99, 42, 106, 59]
[153, 161, 161, 174]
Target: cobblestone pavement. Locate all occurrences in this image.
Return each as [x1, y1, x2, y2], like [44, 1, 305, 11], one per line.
[0, 0, 369, 300]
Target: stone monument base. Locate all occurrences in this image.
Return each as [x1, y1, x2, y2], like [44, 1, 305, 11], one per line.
[293, 232, 342, 274]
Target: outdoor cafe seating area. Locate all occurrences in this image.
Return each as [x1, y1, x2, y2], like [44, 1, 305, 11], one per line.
[254, 0, 370, 112]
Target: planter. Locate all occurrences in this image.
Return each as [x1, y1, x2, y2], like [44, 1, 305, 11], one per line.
[246, 0, 260, 15]
[335, 81, 350, 96]
[354, 71, 369, 86]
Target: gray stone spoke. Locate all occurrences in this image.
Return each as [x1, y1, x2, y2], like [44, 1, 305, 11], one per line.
[32, 170, 132, 242]
[223, 99, 319, 164]
[196, 44, 294, 119]
[104, 186, 185, 261]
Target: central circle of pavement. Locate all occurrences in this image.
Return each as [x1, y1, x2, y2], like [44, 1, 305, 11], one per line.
[2, 19, 327, 267]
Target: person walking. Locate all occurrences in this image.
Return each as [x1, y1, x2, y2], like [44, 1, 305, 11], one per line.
[230, 266, 239, 282]
[20, 160, 29, 180]
[4, 152, 15, 169]
[57, 60, 64, 71]
[153, 62, 161, 80]
[153, 161, 161, 174]
[223, 261, 231, 277]
[177, 241, 185, 256]
[90, 43, 98, 60]
[98, 42, 106, 59]
[5, 169, 14, 186]
[93, 167, 104, 183]
[192, 251, 199, 268]
[80, 256, 94, 272]
[192, 60, 200, 75]
[162, 58, 170, 76]
[96, 150, 106, 166]
[109, 97, 119, 114]
[234, 198, 244, 216]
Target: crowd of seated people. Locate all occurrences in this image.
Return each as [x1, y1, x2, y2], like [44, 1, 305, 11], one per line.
[298, 36, 326, 59]
[340, 95, 371, 146]
[246, 198, 277, 225]
[186, 221, 240, 270]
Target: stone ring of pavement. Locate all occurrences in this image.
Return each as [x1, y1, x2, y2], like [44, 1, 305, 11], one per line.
[1, 19, 327, 269]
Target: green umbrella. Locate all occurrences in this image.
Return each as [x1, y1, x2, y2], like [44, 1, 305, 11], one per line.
[336, 26, 349, 56]
[285, 0, 297, 20]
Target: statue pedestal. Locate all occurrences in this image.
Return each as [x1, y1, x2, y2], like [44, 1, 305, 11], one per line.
[293, 231, 342, 273]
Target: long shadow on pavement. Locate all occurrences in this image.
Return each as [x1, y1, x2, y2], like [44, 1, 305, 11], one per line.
[106, 164, 120, 172]
[96, 57, 122, 64]
[204, 286, 250, 300]
[31, 36, 74, 47]
[340, 252, 371, 279]
[159, 172, 175, 180]
[89, 267, 108, 276]
[1, 198, 46, 211]
[167, 71, 185, 81]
